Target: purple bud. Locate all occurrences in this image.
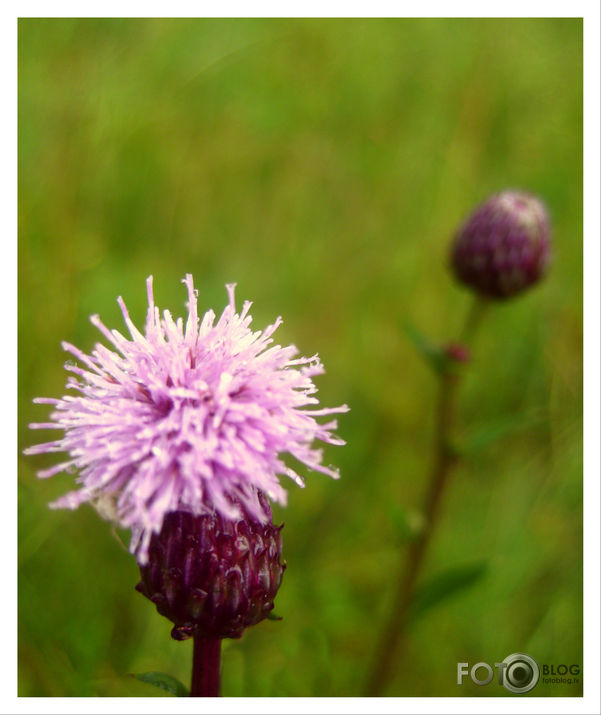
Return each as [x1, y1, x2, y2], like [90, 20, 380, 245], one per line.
[136, 495, 285, 641]
[444, 342, 471, 363]
[451, 191, 551, 299]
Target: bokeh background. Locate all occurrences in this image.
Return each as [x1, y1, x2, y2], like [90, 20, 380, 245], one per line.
[18, 18, 582, 697]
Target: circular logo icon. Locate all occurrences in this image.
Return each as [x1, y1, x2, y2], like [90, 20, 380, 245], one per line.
[501, 653, 540, 694]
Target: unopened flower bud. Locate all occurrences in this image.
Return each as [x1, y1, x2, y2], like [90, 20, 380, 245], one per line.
[136, 498, 285, 641]
[451, 191, 551, 299]
[444, 342, 471, 364]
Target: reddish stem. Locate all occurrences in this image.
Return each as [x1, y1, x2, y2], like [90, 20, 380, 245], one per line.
[190, 636, 221, 697]
[366, 372, 459, 695]
[365, 297, 485, 696]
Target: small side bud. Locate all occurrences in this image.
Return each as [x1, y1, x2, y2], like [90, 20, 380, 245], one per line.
[443, 342, 471, 364]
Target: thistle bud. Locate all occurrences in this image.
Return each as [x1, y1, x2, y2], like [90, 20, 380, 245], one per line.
[444, 342, 470, 364]
[451, 191, 551, 299]
[136, 499, 285, 641]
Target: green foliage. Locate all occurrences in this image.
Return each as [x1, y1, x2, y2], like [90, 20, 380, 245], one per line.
[388, 503, 424, 545]
[403, 322, 449, 375]
[409, 562, 488, 623]
[132, 671, 189, 697]
[18, 18, 582, 697]
[461, 409, 548, 455]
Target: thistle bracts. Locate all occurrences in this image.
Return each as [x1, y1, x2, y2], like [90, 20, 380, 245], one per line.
[451, 190, 551, 299]
[136, 498, 285, 641]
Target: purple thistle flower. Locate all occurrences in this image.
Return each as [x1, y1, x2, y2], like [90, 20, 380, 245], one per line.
[26, 275, 348, 563]
[450, 190, 551, 299]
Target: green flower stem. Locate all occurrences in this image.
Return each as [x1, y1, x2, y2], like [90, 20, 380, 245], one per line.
[190, 636, 221, 697]
[460, 296, 488, 344]
[365, 298, 484, 696]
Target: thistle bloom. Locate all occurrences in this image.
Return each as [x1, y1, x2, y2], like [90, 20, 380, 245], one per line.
[450, 190, 551, 299]
[26, 276, 348, 563]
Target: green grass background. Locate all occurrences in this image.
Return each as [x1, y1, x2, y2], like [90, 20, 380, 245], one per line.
[18, 18, 582, 697]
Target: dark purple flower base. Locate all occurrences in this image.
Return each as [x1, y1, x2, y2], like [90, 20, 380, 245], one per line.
[136, 504, 285, 640]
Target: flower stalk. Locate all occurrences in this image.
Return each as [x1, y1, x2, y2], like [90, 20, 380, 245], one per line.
[366, 373, 459, 695]
[459, 297, 488, 344]
[367, 190, 551, 695]
[190, 636, 222, 697]
[366, 302, 479, 696]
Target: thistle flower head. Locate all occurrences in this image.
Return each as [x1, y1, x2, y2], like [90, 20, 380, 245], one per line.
[450, 190, 551, 299]
[136, 495, 285, 640]
[26, 275, 348, 563]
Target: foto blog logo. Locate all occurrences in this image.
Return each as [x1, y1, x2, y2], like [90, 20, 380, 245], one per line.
[457, 653, 540, 694]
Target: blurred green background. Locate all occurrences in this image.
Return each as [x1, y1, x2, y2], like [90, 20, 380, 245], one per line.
[18, 18, 582, 697]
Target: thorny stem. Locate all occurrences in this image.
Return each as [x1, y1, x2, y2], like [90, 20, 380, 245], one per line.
[365, 297, 484, 696]
[190, 636, 222, 697]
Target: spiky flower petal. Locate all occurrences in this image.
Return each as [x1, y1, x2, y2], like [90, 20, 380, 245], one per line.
[451, 191, 551, 299]
[26, 276, 348, 562]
